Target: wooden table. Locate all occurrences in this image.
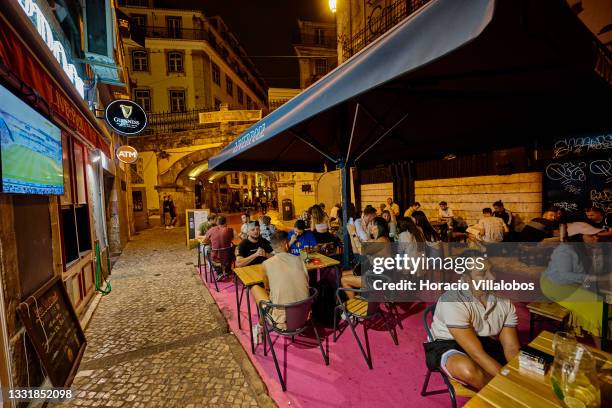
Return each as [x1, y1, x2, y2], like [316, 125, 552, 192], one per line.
[465, 331, 612, 407]
[233, 253, 340, 354]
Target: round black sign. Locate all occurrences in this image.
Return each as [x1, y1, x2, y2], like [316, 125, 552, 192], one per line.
[105, 99, 147, 135]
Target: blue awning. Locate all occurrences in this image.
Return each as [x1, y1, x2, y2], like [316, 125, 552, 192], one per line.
[208, 0, 611, 172]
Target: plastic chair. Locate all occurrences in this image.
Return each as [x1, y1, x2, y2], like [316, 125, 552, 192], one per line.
[258, 287, 328, 391]
[206, 247, 234, 292]
[333, 276, 398, 369]
[421, 304, 475, 407]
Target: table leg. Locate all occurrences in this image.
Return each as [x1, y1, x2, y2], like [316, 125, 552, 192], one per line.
[246, 287, 255, 354]
[603, 302, 609, 352]
[235, 274, 241, 330]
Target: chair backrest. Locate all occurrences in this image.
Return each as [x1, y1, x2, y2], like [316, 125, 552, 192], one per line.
[267, 288, 318, 332]
[211, 246, 234, 266]
[346, 224, 362, 255]
[422, 303, 436, 342]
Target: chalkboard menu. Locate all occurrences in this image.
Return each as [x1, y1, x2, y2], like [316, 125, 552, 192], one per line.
[17, 278, 86, 387]
[545, 134, 611, 220]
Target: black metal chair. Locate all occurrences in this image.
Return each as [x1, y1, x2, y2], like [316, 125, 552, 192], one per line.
[332, 276, 398, 369]
[258, 287, 328, 391]
[197, 242, 210, 283]
[206, 247, 234, 292]
[421, 304, 475, 407]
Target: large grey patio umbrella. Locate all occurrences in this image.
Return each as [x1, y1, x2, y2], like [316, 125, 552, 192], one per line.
[208, 0, 612, 264]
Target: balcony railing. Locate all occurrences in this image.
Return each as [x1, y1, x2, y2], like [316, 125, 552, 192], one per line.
[143, 26, 209, 41]
[296, 33, 337, 49]
[342, 0, 430, 60]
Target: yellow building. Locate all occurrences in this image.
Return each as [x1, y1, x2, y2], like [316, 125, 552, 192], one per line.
[118, 1, 267, 116]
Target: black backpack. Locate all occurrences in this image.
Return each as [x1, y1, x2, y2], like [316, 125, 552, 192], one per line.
[312, 278, 340, 328]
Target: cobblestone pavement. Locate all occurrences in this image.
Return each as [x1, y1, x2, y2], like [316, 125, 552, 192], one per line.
[53, 227, 274, 408]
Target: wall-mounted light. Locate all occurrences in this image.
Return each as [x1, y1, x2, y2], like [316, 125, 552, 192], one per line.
[443, 153, 457, 160]
[329, 0, 337, 13]
[189, 176, 196, 181]
[91, 150, 101, 163]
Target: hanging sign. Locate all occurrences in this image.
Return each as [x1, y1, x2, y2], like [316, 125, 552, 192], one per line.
[116, 145, 138, 164]
[16, 0, 86, 98]
[105, 99, 148, 135]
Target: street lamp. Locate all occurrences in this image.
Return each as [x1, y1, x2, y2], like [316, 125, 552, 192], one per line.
[329, 0, 337, 13]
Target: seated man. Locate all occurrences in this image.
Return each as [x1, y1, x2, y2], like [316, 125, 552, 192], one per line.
[427, 255, 520, 390]
[236, 221, 273, 267]
[196, 214, 217, 240]
[468, 208, 508, 243]
[251, 231, 310, 340]
[202, 216, 234, 277]
[518, 209, 557, 242]
[404, 201, 421, 218]
[288, 220, 318, 256]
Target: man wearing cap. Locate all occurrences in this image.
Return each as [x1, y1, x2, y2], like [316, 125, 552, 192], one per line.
[288, 220, 318, 256]
[541, 222, 607, 341]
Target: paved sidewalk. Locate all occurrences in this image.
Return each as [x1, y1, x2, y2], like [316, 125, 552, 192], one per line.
[54, 227, 274, 408]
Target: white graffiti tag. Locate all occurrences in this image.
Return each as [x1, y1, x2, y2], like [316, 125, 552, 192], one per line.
[589, 159, 612, 184]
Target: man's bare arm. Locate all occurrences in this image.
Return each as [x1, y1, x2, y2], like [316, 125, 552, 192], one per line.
[498, 326, 520, 363]
[449, 327, 502, 378]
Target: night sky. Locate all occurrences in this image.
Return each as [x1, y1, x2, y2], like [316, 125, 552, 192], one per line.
[158, 0, 336, 89]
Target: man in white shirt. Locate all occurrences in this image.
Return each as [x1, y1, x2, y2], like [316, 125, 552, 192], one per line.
[329, 203, 340, 222]
[438, 201, 454, 220]
[386, 197, 400, 217]
[251, 231, 310, 340]
[353, 206, 377, 242]
[427, 253, 520, 390]
[470, 208, 508, 243]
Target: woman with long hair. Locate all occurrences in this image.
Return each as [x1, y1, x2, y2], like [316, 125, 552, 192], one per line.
[310, 204, 329, 233]
[412, 211, 440, 243]
[341, 217, 391, 298]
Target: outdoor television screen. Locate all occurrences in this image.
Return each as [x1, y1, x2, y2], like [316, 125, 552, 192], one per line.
[0, 85, 64, 195]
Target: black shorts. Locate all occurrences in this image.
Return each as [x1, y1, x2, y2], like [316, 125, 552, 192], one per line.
[424, 336, 506, 372]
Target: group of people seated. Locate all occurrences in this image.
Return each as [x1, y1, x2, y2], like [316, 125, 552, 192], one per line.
[196, 199, 609, 393]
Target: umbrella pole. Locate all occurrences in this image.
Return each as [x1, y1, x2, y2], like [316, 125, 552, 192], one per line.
[340, 161, 351, 269]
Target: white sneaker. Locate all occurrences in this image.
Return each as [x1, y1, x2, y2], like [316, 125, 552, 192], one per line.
[252, 324, 263, 345]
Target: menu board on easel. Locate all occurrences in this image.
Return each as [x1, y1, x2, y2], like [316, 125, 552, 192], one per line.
[185, 209, 209, 247]
[17, 277, 86, 387]
[545, 134, 611, 220]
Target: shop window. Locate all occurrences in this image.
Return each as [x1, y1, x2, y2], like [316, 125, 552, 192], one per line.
[60, 138, 92, 267]
[167, 51, 184, 73]
[134, 89, 151, 112]
[225, 75, 233, 96]
[131, 49, 148, 71]
[169, 90, 186, 112]
[237, 87, 244, 106]
[212, 62, 221, 85]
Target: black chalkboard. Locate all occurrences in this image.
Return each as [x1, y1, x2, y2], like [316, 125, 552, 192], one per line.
[544, 159, 589, 217]
[17, 277, 86, 387]
[544, 157, 611, 220]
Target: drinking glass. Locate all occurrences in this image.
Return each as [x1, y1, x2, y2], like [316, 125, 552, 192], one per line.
[551, 343, 601, 408]
[553, 332, 577, 355]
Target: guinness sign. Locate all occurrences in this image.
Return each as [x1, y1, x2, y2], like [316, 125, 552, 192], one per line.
[116, 145, 139, 164]
[105, 100, 147, 135]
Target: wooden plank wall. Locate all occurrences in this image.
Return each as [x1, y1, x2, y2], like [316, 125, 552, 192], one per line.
[414, 172, 542, 229]
[360, 183, 393, 211]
